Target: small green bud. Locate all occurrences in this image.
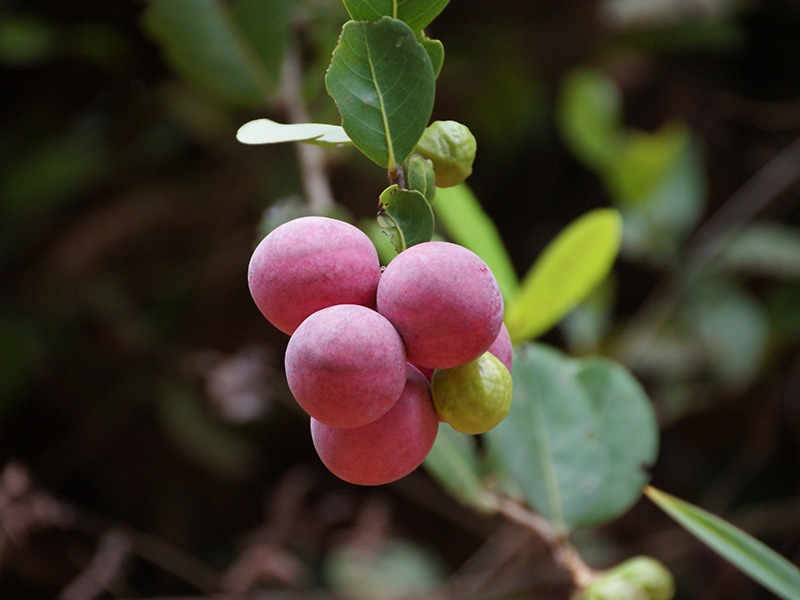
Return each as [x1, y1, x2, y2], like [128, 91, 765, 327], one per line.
[414, 120, 477, 188]
[607, 556, 675, 600]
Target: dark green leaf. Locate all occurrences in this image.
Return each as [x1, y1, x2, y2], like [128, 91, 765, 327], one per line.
[378, 185, 434, 252]
[646, 487, 800, 600]
[424, 424, 492, 511]
[325, 17, 435, 169]
[718, 222, 800, 278]
[433, 185, 519, 302]
[142, 0, 287, 106]
[342, 0, 450, 31]
[485, 343, 659, 532]
[505, 209, 622, 344]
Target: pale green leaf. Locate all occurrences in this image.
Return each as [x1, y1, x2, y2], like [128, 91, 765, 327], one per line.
[237, 118, 352, 146]
[646, 487, 800, 600]
[505, 209, 622, 344]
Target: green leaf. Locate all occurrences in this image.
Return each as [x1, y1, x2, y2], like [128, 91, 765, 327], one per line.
[485, 344, 659, 532]
[605, 123, 691, 206]
[718, 222, 800, 279]
[618, 136, 706, 263]
[505, 209, 622, 344]
[433, 185, 519, 302]
[237, 118, 352, 146]
[325, 17, 435, 169]
[142, 0, 289, 106]
[646, 487, 800, 600]
[424, 423, 492, 511]
[405, 154, 436, 203]
[417, 33, 444, 78]
[557, 67, 625, 171]
[378, 185, 434, 252]
[342, 0, 451, 31]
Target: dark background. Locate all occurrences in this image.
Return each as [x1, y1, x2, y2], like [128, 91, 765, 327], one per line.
[1, 0, 799, 598]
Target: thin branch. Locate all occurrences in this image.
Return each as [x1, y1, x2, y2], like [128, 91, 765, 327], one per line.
[280, 43, 336, 214]
[485, 492, 599, 590]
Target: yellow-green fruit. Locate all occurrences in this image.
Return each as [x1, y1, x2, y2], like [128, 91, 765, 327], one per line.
[431, 352, 512, 434]
[606, 557, 675, 600]
[577, 578, 647, 600]
[414, 120, 477, 188]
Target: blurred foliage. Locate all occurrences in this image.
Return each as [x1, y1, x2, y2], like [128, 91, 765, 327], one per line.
[1, 0, 800, 598]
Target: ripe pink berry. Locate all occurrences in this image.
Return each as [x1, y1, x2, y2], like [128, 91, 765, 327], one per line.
[377, 241, 503, 369]
[488, 322, 513, 371]
[285, 304, 407, 429]
[248, 216, 381, 335]
[310, 365, 439, 485]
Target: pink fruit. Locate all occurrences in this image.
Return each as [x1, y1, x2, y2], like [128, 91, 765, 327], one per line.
[248, 216, 381, 335]
[377, 241, 504, 369]
[311, 365, 439, 485]
[488, 322, 513, 371]
[285, 304, 406, 429]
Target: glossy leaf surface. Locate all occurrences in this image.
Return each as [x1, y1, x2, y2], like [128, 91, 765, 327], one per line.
[377, 185, 434, 252]
[236, 118, 352, 146]
[326, 17, 435, 169]
[342, 0, 450, 31]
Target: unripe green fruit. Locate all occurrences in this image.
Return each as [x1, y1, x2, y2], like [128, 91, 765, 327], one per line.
[606, 557, 675, 600]
[414, 120, 477, 188]
[579, 578, 647, 600]
[431, 351, 512, 434]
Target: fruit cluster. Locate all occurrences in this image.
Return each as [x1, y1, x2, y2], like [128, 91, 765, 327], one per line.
[248, 216, 512, 485]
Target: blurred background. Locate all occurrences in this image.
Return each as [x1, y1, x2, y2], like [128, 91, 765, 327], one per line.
[1, 0, 800, 598]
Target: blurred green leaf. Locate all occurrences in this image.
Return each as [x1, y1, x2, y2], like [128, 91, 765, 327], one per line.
[1, 135, 109, 218]
[424, 423, 492, 511]
[505, 209, 622, 344]
[324, 537, 445, 600]
[606, 123, 691, 206]
[342, 0, 450, 31]
[485, 343, 659, 532]
[0, 15, 56, 65]
[718, 222, 800, 278]
[143, 0, 289, 107]
[325, 17, 435, 169]
[618, 136, 706, 262]
[684, 279, 768, 390]
[557, 67, 625, 171]
[646, 487, 800, 600]
[157, 380, 257, 479]
[377, 185, 434, 252]
[237, 118, 352, 146]
[433, 184, 519, 302]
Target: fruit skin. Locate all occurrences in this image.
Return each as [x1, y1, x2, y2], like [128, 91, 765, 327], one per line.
[414, 120, 477, 188]
[606, 557, 675, 600]
[248, 216, 381, 335]
[377, 241, 503, 370]
[488, 322, 513, 371]
[310, 364, 439, 486]
[431, 351, 512, 434]
[285, 304, 407, 429]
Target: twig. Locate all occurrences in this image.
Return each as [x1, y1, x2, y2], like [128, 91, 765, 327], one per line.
[280, 43, 336, 214]
[485, 492, 599, 590]
[59, 529, 131, 600]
